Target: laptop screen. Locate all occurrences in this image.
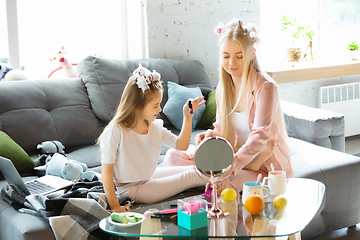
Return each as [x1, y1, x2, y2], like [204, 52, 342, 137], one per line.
[0, 156, 31, 195]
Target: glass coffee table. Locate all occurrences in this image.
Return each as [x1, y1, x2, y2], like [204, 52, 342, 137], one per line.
[99, 178, 325, 239]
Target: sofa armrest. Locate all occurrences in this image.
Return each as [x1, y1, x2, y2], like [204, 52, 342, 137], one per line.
[281, 100, 345, 152]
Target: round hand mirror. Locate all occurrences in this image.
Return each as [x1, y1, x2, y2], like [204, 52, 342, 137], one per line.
[195, 136, 234, 218]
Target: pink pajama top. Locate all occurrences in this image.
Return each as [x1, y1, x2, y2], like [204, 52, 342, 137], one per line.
[214, 68, 294, 178]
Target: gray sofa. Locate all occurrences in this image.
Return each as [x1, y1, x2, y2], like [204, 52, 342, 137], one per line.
[0, 55, 360, 240]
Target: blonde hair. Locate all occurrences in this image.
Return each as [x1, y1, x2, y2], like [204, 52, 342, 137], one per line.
[217, 19, 261, 148]
[97, 73, 163, 144]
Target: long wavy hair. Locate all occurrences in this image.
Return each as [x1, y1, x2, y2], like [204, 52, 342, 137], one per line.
[218, 20, 261, 149]
[97, 72, 163, 144]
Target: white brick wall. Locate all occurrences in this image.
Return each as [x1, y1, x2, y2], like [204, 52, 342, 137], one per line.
[145, 0, 260, 87]
[144, 0, 359, 109]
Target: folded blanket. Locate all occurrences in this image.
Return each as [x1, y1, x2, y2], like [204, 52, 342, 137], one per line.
[1, 180, 128, 240]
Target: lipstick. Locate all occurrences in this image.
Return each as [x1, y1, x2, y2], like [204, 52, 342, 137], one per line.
[188, 100, 193, 115]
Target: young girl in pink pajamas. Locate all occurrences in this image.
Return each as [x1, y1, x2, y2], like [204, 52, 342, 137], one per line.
[163, 18, 294, 193]
[98, 64, 207, 213]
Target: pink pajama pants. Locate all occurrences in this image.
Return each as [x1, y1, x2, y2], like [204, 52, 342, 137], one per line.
[162, 145, 267, 193]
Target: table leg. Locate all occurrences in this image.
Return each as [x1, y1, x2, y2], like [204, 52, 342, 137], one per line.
[251, 217, 275, 240]
[250, 234, 299, 240]
[250, 213, 301, 240]
[250, 236, 287, 240]
[289, 231, 301, 240]
[139, 218, 162, 240]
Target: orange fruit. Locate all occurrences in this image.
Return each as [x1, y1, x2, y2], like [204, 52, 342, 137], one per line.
[244, 194, 265, 215]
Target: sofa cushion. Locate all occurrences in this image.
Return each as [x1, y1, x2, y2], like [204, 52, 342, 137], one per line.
[0, 79, 104, 152]
[197, 90, 216, 129]
[77, 56, 214, 124]
[65, 144, 101, 170]
[0, 131, 34, 173]
[163, 81, 205, 131]
[281, 100, 345, 152]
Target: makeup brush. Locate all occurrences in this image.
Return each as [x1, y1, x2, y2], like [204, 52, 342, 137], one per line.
[151, 214, 178, 222]
[255, 173, 262, 186]
[153, 208, 178, 215]
[270, 163, 275, 172]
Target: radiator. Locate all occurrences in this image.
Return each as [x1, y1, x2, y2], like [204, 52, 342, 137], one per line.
[319, 82, 360, 137]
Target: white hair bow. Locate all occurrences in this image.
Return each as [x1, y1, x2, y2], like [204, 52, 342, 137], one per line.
[132, 63, 161, 92]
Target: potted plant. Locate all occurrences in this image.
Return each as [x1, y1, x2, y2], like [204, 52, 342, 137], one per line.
[347, 40, 359, 60]
[281, 16, 302, 63]
[281, 16, 316, 64]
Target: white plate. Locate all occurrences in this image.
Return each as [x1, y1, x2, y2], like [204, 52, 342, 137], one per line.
[108, 212, 145, 227]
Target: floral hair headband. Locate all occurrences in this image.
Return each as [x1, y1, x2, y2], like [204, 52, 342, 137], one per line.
[214, 17, 261, 45]
[132, 63, 161, 93]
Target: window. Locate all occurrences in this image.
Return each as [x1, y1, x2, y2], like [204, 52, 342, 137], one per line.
[259, 0, 360, 66]
[319, 0, 360, 59]
[5, 0, 145, 79]
[0, 0, 9, 60]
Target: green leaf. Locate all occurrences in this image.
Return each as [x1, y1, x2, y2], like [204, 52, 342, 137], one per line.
[348, 41, 359, 51]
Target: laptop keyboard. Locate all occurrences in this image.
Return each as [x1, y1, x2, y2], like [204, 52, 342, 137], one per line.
[26, 180, 56, 194]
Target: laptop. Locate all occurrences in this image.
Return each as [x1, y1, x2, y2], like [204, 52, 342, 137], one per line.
[0, 156, 74, 196]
